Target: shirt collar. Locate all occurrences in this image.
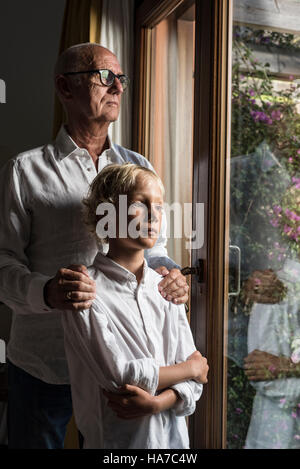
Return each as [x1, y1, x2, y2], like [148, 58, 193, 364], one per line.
[93, 251, 149, 286]
[54, 125, 114, 161]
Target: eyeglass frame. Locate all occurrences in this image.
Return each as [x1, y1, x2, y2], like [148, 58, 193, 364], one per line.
[62, 69, 130, 90]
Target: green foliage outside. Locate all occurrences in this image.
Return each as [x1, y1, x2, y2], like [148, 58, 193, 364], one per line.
[227, 26, 300, 448]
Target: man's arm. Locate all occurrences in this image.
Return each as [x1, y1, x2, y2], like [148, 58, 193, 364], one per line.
[0, 160, 96, 314]
[0, 159, 51, 313]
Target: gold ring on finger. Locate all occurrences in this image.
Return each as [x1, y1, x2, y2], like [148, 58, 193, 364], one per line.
[66, 291, 72, 301]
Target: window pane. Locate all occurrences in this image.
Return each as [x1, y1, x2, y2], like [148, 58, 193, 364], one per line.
[149, 4, 195, 269]
[226, 0, 300, 449]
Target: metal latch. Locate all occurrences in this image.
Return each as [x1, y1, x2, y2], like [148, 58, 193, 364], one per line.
[181, 259, 204, 283]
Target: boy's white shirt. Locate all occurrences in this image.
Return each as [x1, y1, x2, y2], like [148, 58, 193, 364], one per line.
[62, 252, 203, 449]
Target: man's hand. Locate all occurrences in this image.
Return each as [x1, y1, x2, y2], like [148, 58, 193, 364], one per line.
[244, 349, 293, 381]
[156, 267, 189, 305]
[44, 264, 96, 311]
[242, 269, 287, 305]
[103, 385, 158, 420]
[187, 350, 209, 384]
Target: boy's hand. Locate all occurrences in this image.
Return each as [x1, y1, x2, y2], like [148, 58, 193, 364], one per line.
[103, 385, 158, 419]
[156, 267, 189, 305]
[187, 351, 209, 384]
[44, 264, 96, 311]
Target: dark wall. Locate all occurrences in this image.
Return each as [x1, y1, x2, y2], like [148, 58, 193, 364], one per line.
[0, 0, 66, 167]
[0, 0, 66, 344]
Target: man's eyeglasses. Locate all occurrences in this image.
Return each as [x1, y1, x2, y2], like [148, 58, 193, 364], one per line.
[63, 69, 129, 91]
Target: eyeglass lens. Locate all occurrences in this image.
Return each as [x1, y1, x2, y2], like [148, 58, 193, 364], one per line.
[100, 70, 128, 90]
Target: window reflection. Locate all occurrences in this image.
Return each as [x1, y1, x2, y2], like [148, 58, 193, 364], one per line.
[227, 1, 300, 449]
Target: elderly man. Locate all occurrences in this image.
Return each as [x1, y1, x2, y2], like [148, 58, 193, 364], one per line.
[0, 43, 189, 449]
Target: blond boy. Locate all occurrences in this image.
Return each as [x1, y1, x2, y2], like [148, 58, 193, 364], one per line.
[62, 163, 208, 449]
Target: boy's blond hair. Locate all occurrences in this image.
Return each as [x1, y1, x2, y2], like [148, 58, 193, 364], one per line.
[82, 163, 164, 243]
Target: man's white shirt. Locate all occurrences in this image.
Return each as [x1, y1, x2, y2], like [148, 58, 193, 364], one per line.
[62, 252, 203, 449]
[0, 126, 175, 384]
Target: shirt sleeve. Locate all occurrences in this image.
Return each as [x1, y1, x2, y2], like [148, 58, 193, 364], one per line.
[170, 304, 203, 416]
[0, 159, 52, 313]
[62, 297, 159, 395]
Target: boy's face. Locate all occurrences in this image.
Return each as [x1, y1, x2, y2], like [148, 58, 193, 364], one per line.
[117, 173, 164, 251]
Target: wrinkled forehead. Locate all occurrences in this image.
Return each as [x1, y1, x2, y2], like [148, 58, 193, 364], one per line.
[92, 49, 123, 74]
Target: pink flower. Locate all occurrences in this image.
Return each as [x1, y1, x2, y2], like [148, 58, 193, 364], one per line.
[285, 209, 300, 221]
[273, 205, 282, 215]
[270, 218, 279, 227]
[271, 110, 282, 121]
[291, 411, 297, 418]
[284, 224, 292, 234]
[235, 408, 243, 414]
[292, 178, 300, 189]
[289, 157, 293, 163]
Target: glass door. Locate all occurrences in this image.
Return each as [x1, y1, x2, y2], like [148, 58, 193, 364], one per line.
[226, 0, 300, 449]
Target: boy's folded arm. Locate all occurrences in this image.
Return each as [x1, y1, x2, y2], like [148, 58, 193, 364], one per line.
[157, 361, 196, 390]
[168, 304, 205, 416]
[62, 297, 205, 415]
[62, 301, 194, 396]
[62, 300, 160, 395]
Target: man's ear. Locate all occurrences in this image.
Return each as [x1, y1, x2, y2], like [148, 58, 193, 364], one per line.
[55, 75, 73, 101]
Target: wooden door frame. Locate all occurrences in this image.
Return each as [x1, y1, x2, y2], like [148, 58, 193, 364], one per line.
[132, 0, 232, 449]
[189, 0, 232, 449]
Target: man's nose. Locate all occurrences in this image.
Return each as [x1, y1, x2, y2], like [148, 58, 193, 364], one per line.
[110, 77, 124, 94]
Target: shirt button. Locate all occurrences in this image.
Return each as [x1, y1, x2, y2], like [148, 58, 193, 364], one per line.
[87, 167, 92, 171]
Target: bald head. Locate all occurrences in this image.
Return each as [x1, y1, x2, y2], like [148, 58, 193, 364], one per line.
[54, 43, 117, 77]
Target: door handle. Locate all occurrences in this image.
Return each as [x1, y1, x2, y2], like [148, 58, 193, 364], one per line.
[228, 245, 241, 297]
[181, 259, 204, 283]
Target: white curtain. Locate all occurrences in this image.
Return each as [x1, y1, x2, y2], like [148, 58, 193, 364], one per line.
[99, 0, 135, 148]
[149, 14, 195, 268]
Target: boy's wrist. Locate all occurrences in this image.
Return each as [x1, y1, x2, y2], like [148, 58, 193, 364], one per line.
[184, 359, 195, 380]
[151, 395, 163, 414]
[153, 389, 180, 414]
